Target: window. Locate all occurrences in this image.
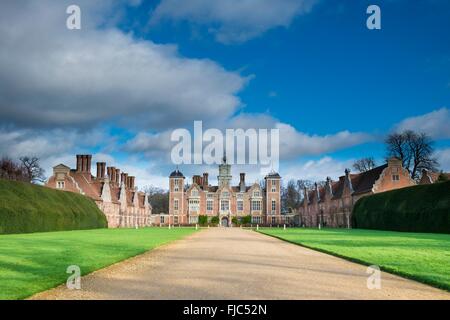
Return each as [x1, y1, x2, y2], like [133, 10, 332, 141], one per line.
[392, 174, 400, 181]
[160, 216, 165, 224]
[253, 191, 260, 197]
[271, 200, 276, 213]
[271, 180, 276, 192]
[191, 188, 199, 197]
[221, 200, 229, 211]
[271, 216, 276, 224]
[174, 179, 179, 192]
[207, 193, 214, 198]
[174, 216, 179, 224]
[174, 199, 179, 211]
[252, 216, 262, 224]
[189, 216, 198, 224]
[57, 181, 65, 189]
[237, 200, 244, 211]
[189, 199, 200, 212]
[251, 200, 261, 211]
[222, 191, 230, 197]
[207, 199, 213, 211]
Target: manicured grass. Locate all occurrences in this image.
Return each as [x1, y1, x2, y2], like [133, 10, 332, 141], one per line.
[258, 228, 450, 291]
[0, 227, 198, 299]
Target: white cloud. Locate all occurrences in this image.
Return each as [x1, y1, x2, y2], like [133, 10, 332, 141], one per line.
[124, 113, 372, 162]
[435, 148, 450, 171]
[282, 156, 354, 182]
[394, 107, 450, 139]
[0, 1, 248, 130]
[151, 0, 318, 43]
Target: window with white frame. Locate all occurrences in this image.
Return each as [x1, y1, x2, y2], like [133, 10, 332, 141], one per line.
[189, 216, 198, 224]
[222, 191, 230, 197]
[174, 179, 179, 192]
[161, 216, 165, 223]
[251, 200, 261, 211]
[271, 180, 277, 192]
[237, 200, 244, 211]
[174, 216, 179, 224]
[191, 188, 199, 197]
[207, 199, 213, 211]
[392, 174, 400, 181]
[220, 200, 229, 211]
[271, 199, 276, 213]
[174, 199, 179, 211]
[189, 199, 200, 212]
[252, 216, 262, 224]
[253, 190, 260, 197]
[57, 181, 65, 189]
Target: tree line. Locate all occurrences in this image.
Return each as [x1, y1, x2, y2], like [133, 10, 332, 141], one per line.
[0, 156, 46, 184]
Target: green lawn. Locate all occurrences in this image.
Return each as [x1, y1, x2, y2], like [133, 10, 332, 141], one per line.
[0, 227, 198, 300]
[258, 228, 450, 291]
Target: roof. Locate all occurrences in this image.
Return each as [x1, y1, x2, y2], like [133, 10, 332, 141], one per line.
[351, 164, 388, 195]
[265, 172, 281, 178]
[170, 169, 184, 178]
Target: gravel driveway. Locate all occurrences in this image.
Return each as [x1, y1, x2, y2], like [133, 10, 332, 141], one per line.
[30, 228, 450, 300]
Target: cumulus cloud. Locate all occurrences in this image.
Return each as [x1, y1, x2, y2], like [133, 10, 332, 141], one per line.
[125, 113, 372, 162]
[0, 0, 248, 130]
[151, 0, 318, 43]
[282, 156, 354, 182]
[435, 148, 450, 171]
[394, 108, 450, 139]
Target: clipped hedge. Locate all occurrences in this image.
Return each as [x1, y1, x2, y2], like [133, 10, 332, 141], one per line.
[0, 179, 107, 234]
[352, 181, 450, 234]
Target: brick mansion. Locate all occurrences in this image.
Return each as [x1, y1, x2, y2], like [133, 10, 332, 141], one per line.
[46, 154, 440, 229]
[164, 156, 282, 227]
[46, 155, 152, 228]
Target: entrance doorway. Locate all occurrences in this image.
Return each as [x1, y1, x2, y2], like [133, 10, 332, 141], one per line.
[221, 217, 229, 227]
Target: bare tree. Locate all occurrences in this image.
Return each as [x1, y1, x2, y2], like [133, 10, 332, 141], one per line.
[0, 157, 28, 182]
[385, 130, 438, 180]
[19, 156, 46, 183]
[143, 185, 169, 215]
[353, 157, 376, 173]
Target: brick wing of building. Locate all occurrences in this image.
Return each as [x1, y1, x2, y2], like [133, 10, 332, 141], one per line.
[299, 157, 416, 228]
[163, 156, 282, 227]
[46, 155, 152, 228]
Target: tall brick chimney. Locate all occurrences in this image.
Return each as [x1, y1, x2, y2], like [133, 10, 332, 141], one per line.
[97, 162, 102, 179]
[76, 155, 82, 172]
[129, 176, 135, 190]
[122, 173, 128, 188]
[110, 167, 116, 183]
[86, 155, 92, 174]
[239, 173, 246, 192]
[203, 173, 209, 187]
[115, 169, 120, 185]
[106, 166, 112, 179]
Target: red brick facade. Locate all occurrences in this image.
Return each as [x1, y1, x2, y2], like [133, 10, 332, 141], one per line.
[46, 155, 152, 228]
[298, 158, 416, 228]
[166, 158, 282, 226]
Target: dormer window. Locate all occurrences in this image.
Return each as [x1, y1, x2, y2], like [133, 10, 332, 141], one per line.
[253, 191, 260, 197]
[57, 181, 65, 189]
[191, 188, 199, 197]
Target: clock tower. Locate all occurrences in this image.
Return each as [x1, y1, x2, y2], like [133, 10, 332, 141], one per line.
[218, 155, 232, 187]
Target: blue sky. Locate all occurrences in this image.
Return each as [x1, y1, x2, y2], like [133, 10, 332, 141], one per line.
[0, 0, 449, 189]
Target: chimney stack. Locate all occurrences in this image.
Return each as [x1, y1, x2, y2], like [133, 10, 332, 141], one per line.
[107, 166, 112, 179]
[193, 175, 202, 186]
[129, 176, 135, 190]
[110, 167, 116, 183]
[239, 173, 246, 192]
[203, 173, 209, 187]
[96, 162, 106, 179]
[115, 169, 120, 185]
[240, 173, 245, 184]
[76, 155, 82, 172]
[86, 155, 92, 174]
[122, 173, 128, 188]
